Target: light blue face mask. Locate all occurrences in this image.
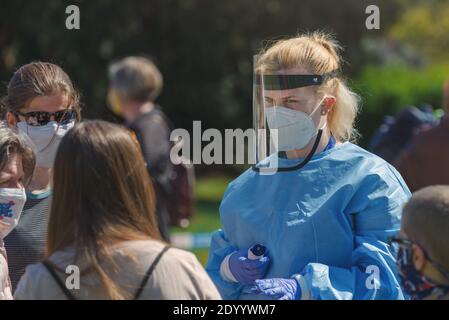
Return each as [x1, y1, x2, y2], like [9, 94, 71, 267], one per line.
[17, 120, 75, 168]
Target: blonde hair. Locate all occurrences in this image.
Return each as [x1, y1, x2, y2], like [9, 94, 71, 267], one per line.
[256, 31, 360, 142]
[108, 56, 163, 103]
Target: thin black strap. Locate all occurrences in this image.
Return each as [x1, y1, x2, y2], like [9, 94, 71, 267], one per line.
[252, 129, 323, 173]
[133, 245, 171, 300]
[42, 260, 77, 300]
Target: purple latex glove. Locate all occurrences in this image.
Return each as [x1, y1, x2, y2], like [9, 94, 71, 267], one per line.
[228, 249, 270, 285]
[250, 278, 300, 300]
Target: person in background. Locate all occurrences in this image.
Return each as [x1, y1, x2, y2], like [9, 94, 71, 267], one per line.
[394, 79, 449, 192]
[14, 121, 221, 300]
[0, 124, 36, 299]
[390, 185, 449, 300]
[368, 104, 437, 164]
[107, 56, 173, 242]
[0, 61, 81, 290]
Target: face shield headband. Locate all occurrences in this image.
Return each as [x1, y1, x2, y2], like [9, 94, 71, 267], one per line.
[252, 71, 338, 174]
[254, 71, 339, 91]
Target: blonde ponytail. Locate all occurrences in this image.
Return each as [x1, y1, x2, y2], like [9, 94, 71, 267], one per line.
[327, 78, 360, 142]
[257, 31, 360, 142]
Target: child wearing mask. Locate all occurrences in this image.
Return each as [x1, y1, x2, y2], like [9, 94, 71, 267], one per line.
[0, 123, 36, 299]
[390, 185, 449, 300]
[0, 62, 80, 291]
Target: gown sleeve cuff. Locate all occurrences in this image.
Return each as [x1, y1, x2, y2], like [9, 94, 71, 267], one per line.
[292, 273, 311, 300]
[220, 252, 238, 283]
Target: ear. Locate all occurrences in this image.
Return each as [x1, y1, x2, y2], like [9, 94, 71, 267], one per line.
[321, 96, 336, 115]
[6, 112, 17, 127]
[411, 244, 427, 272]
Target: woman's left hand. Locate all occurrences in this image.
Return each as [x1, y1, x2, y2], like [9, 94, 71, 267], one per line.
[249, 278, 300, 300]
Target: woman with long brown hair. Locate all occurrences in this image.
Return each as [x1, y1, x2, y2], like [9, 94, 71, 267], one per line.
[1, 61, 81, 290]
[14, 120, 220, 300]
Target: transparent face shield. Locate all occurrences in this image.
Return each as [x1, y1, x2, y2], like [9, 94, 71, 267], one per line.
[252, 56, 337, 174]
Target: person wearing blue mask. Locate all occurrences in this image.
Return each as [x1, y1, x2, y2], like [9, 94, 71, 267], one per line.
[0, 123, 36, 299]
[206, 32, 411, 300]
[390, 186, 449, 300]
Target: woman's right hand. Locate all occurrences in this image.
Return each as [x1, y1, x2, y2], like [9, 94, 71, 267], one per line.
[228, 249, 270, 285]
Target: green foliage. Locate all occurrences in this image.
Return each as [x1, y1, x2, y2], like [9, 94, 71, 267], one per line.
[172, 175, 232, 234]
[2, 0, 447, 161]
[195, 176, 233, 203]
[0, 0, 398, 132]
[354, 62, 449, 145]
[171, 175, 232, 265]
[389, 0, 449, 62]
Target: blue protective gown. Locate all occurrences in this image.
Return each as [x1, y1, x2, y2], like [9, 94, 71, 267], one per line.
[206, 142, 411, 300]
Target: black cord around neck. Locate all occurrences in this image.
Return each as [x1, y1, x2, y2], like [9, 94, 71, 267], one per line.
[252, 129, 323, 174]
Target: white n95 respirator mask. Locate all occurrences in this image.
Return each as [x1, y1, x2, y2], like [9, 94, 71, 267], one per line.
[17, 120, 75, 169]
[0, 188, 26, 239]
[265, 97, 327, 151]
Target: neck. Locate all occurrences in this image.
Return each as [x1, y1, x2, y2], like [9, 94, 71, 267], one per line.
[123, 101, 155, 124]
[27, 166, 52, 194]
[286, 127, 332, 159]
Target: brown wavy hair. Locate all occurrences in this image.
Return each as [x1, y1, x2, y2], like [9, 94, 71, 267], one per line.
[0, 123, 36, 186]
[1, 61, 81, 119]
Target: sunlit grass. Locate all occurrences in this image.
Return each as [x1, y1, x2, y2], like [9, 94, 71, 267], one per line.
[170, 175, 233, 265]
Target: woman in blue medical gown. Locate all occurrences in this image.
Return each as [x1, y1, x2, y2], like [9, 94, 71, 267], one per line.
[206, 32, 411, 300]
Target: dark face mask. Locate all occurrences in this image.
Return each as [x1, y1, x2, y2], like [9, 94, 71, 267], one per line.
[397, 245, 449, 300]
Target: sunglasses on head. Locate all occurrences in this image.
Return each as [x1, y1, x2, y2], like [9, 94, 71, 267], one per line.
[14, 109, 76, 126]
